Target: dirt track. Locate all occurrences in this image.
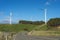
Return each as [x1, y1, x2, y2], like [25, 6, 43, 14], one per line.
[15, 32, 60, 40]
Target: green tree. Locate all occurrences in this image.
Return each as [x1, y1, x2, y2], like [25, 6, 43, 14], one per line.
[47, 18, 60, 27]
[19, 20, 45, 25]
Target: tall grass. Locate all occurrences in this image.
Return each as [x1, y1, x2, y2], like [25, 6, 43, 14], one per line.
[0, 24, 37, 32]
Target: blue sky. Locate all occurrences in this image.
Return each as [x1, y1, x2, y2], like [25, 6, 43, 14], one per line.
[0, 0, 60, 23]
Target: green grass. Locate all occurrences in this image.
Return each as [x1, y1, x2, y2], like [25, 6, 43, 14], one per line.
[0, 24, 38, 32]
[33, 24, 60, 31]
[28, 24, 60, 36]
[33, 24, 48, 31]
[0, 24, 60, 36]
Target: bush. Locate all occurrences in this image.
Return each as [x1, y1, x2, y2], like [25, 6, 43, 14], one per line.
[47, 18, 60, 27]
[19, 20, 45, 25]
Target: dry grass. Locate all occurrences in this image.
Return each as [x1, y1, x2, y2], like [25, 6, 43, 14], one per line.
[28, 31, 60, 36]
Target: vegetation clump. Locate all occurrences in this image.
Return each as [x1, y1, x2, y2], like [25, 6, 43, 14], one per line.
[19, 20, 45, 25]
[47, 18, 60, 27]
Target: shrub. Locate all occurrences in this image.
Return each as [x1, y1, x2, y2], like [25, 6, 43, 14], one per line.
[47, 18, 60, 27]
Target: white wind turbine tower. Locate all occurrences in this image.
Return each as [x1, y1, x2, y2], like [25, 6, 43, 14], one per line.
[10, 12, 12, 24]
[44, 0, 56, 24]
[44, 1, 49, 24]
[39, 0, 50, 24]
[44, 9, 47, 24]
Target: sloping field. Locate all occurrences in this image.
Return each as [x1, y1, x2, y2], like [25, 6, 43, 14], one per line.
[0, 24, 60, 36]
[28, 24, 60, 36]
[0, 24, 38, 32]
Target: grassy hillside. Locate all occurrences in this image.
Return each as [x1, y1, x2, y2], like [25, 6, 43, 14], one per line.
[0, 24, 38, 32]
[28, 24, 60, 36]
[33, 24, 48, 31]
[0, 24, 60, 36]
[0, 24, 59, 32]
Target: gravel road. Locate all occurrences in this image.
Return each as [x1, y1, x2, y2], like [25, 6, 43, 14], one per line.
[15, 31, 60, 40]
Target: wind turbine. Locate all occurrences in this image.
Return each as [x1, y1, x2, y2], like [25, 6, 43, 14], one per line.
[44, 0, 56, 24]
[44, 1, 49, 24]
[39, 0, 56, 24]
[10, 12, 12, 24]
[38, 0, 50, 24]
[44, 8, 47, 24]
